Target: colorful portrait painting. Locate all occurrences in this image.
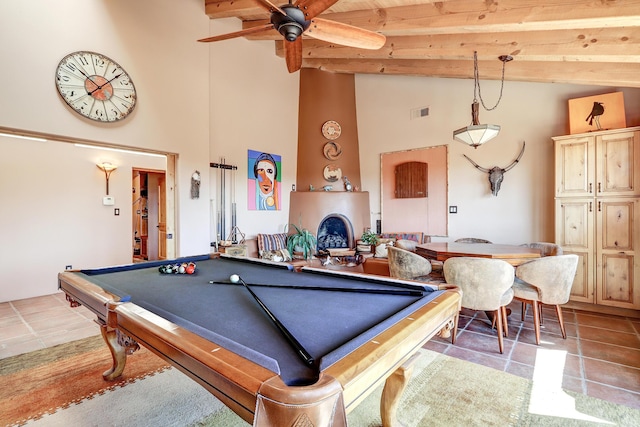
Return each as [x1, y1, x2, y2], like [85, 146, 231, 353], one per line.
[248, 150, 281, 210]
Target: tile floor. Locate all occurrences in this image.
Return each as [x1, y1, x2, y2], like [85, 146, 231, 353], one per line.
[1, 293, 639, 411]
[426, 300, 640, 410]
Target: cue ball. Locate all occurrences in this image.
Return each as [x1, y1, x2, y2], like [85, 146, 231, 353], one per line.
[230, 274, 240, 283]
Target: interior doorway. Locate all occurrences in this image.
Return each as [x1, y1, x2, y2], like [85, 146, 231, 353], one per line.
[132, 168, 167, 261]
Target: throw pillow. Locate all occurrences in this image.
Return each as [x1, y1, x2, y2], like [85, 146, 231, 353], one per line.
[374, 239, 395, 258]
[395, 239, 418, 252]
[261, 248, 292, 262]
[257, 233, 288, 256]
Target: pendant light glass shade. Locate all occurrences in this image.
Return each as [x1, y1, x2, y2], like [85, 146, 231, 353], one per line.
[453, 123, 500, 148]
[453, 52, 512, 149]
[453, 101, 500, 148]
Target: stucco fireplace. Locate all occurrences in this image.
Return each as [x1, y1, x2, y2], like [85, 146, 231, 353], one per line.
[288, 191, 371, 252]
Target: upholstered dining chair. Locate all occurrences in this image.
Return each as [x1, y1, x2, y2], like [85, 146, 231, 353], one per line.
[387, 246, 433, 281]
[443, 257, 515, 354]
[520, 242, 563, 257]
[455, 238, 493, 243]
[517, 242, 563, 322]
[512, 254, 579, 345]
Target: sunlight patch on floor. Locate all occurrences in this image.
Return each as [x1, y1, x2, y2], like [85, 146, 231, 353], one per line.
[528, 348, 614, 424]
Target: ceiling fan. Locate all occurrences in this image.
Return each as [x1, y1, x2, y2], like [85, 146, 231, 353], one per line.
[198, 0, 386, 73]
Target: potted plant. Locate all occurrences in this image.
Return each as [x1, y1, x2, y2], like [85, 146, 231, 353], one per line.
[287, 223, 317, 260]
[360, 229, 379, 253]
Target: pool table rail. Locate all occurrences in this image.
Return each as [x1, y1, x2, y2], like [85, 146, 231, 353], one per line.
[327, 289, 461, 413]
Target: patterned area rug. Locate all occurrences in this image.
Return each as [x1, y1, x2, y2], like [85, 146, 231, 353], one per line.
[1, 336, 638, 426]
[0, 335, 169, 426]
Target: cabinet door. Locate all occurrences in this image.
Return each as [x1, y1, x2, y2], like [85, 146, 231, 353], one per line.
[395, 161, 427, 198]
[596, 130, 640, 197]
[555, 198, 594, 303]
[555, 136, 595, 198]
[596, 198, 640, 309]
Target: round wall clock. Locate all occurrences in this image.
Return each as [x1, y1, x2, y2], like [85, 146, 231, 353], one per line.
[322, 120, 342, 140]
[55, 51, 137, 122]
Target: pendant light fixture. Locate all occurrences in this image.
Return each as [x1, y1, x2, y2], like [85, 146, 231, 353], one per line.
[453, 51, 513, 148]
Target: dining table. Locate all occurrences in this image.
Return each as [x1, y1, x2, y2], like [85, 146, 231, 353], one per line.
[415, 242, 542, 266]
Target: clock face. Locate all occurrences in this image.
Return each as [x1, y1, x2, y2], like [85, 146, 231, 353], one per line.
[55, 51, 137, 122]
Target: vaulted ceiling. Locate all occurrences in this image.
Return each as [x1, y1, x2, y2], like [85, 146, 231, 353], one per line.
[203, 0, 640, 87]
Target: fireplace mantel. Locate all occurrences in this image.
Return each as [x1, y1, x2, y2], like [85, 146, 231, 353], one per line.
[288, 191, 371, 249]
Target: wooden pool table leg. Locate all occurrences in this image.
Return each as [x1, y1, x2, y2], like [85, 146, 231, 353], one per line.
[100, 322, 127, 380]
[380, 352, 421, 427]
[99, 315, 140, 381]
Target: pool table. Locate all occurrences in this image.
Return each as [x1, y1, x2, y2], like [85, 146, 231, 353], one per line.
[59, 254, 460, 426]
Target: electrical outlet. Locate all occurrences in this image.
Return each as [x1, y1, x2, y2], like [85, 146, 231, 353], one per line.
[65, 265, 72, 270]
[449, 206, 458, 214]
[114, 208, 120, 216]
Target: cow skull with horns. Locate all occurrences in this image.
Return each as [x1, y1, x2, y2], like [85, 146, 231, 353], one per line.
[463, 142, 526, 196]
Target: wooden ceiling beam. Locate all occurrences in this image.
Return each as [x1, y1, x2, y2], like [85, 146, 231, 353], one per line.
[338, 0, 640, 35]
[281, 27, 640, 63]
[239, 0, 640, 36]
[298, 58, 640, 88]
[205, 0, 266, 19]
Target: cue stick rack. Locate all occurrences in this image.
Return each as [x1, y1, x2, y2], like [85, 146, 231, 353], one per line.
[210, 158, 238, 250]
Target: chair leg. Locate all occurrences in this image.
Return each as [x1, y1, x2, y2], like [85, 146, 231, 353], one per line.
[501, 306, 509, 337]
[532, 299, 541, 345]
[538, 301, 544, 325]
[521, 302, 526, 320]
[555, 305, 567, 339]
[494, 309, 504, 354]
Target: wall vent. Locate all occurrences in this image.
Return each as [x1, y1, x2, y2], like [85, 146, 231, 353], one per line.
[410, 106, 429, 119]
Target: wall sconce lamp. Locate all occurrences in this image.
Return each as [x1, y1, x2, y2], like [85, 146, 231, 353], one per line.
[453, 51, 513, 149]
[97, 162, 117, 195]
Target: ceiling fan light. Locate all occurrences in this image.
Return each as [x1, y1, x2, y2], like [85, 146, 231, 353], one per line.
[278, 22, 304, 41]
[453, 124, 500, 148]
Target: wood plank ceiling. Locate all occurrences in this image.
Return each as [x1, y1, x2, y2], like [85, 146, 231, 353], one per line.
[203, 0, 640, 87]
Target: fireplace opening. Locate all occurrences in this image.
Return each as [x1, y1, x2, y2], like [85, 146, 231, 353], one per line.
[316, 214, 355, 252]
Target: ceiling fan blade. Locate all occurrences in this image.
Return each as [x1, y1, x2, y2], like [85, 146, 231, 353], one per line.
[284, 38, 303, 73]
[306, 18, 386, 50]
[198, 24, 274, 43]
[295, 0, 340, 20]
[256, 0, 287, 16]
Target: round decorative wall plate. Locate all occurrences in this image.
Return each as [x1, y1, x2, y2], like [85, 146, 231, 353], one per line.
[323, 164, 342, 182]
[322, 120, 342, 140]
[323, 141, 343, 160]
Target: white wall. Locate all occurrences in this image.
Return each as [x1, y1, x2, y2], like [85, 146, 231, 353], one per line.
[356, 74, 640, 244]
[207, 18, 300, 239]
[0, 137, 165, 301]
[0, 0, 210, 301]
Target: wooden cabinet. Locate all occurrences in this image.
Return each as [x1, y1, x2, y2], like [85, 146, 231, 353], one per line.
[555, 128, 640, 198]
[554, 127, 640, 311]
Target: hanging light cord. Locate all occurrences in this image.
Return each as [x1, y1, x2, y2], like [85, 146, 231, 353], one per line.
[473, 51, 509, 111]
